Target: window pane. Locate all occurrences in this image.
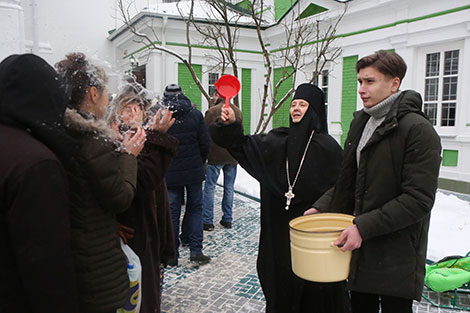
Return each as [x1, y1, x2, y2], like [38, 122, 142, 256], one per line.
[209, 73, 219, 84]
[424, 103, 437, 126]
[322, 87, 328, 104]
[322, 70, 328, 86]
[441, 102, 456, 126]
[444, 50, 459, 75]
[425, 78, 439, 101]
[208, 85, 217, 97]
[442, 77, 458, 101]
[426, 53, 440, 77]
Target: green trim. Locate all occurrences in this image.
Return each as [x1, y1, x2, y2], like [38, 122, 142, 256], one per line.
[178, 63, 203, 110]
[340, 55, 358, 147]
[275, 0, 295, 21]
[272, 66, 294, 129]
[123, 5, 470, 58]
[255, 6, 272, 15]
[442, 149, 459, 167]
[275, 0, 299, 22]
[235, 0, 251, 10]
[270, 5, 470, 53]
[298, 3, 328, 20]
[242, 68, 252, 135]
[123, 41, 262, 59]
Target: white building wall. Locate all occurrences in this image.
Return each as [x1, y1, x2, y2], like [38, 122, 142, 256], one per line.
[330, 0, 470, 184]
[0, 0, 24, 60]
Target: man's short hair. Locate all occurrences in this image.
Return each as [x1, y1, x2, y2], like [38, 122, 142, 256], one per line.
[356, 51, 407, 82]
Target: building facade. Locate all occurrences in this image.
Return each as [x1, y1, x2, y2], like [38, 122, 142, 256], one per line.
[1, 0, 470, 193]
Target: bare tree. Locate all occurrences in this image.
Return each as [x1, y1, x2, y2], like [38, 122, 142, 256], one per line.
[181, 0, 246, 106]
[117, 0, 346, 133]
[249, 0, 346, 133]
[189, 0, 346, 133]
[117, 0, 211, 104]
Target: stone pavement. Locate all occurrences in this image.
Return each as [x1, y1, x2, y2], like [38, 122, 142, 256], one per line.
[161, 186, 469, 313]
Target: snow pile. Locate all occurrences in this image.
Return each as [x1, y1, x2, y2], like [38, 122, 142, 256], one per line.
[428, 192, 470, 261]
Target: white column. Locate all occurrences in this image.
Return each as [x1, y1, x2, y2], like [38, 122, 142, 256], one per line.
[0, 0, 24, 60]
[146, 50, 162, 97]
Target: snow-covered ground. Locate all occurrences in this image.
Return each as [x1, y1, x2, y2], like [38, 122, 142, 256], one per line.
[223, 166, 470, 262]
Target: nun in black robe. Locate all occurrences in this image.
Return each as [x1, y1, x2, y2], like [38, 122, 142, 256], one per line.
[209, 83, 350, 313]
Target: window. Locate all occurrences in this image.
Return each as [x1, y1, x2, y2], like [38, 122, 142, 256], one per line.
[423, 49, 459, 127]
[208, 73, 219, 97]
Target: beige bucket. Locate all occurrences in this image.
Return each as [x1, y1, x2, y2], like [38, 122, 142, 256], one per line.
[289, 213, 354, 282]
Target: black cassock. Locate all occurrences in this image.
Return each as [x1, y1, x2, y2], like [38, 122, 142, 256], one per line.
[210, 120, 350, 313]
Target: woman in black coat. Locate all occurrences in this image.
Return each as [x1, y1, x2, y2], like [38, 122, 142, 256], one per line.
[0, 54, 80, 313]
[210, 84, 350, 313]
[109, 84, 178, 313]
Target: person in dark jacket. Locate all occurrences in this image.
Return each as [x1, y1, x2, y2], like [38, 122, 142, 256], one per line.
[203, 93, 243, 230]
[0, 54, 80, 313]
[305, 51, 442, 313]
[55, 52, 146, 313]
[109, 83, 178, 313]
[211, 83, 348, 313]
[164, 84, 212, 265]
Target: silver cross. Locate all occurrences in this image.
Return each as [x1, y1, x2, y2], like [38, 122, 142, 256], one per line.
[284, 187, 295, 210]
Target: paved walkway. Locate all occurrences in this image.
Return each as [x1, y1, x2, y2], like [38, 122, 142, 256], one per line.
[161, 186, 469, 313]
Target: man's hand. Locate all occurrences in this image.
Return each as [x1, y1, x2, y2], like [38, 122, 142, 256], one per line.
[334, 224, 362, 252]
[304, 207, 320, 215]
[221, 107, 236, 124]
[150, 108, 175, 133]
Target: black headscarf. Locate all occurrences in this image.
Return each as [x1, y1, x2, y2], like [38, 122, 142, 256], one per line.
[0, 54, 79, 163]
[287, 83, 328, 179]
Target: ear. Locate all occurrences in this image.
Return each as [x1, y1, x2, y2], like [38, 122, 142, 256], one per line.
[89, 86, 101, 104]
[391, 77, 401, 93]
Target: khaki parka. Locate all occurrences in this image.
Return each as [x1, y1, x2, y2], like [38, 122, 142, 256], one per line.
[314, 90, 441, 300]
[64, 109, 138, 313]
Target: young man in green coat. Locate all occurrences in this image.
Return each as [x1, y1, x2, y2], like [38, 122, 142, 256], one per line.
[305, 51, 442, 313]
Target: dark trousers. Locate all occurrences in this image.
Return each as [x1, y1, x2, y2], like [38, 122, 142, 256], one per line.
[168, 182, 204, 256]
[350, 291, 413, 313]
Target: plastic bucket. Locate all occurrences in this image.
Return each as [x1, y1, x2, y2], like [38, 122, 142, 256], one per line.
[289, 213, 354, 282]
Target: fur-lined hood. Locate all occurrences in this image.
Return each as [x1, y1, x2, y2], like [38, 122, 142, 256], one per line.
[64, 108, 116, 140]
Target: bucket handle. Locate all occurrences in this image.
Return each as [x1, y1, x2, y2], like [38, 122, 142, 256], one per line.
[330, 242, 345, 249]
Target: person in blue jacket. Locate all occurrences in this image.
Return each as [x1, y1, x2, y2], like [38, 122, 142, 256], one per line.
[164, 84, 211, 266]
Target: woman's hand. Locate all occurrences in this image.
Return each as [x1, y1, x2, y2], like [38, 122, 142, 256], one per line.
[221, 107, 236, 124]
[303, 207, 320, 215]
[121, 126, 146, 157]
[118, 223, 135, 245]
[149, 108, 175, 133]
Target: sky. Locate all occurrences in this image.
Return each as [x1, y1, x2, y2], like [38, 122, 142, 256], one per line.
[229, 166, 470, 262]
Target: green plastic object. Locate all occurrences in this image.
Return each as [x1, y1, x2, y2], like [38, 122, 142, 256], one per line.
[425, 256, 470, 292]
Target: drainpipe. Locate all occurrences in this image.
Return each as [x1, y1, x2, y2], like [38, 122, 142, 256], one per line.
[31, 0, 39, 54]
[161, 15, 168, 92]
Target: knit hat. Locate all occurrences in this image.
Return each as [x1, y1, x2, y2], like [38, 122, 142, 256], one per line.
[164, 84, 182, 98]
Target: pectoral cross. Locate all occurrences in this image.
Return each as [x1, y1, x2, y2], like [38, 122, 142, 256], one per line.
[285, 187, 295, 210]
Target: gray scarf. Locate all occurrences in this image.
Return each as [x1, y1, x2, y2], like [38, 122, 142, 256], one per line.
[356, 91, 402, 167]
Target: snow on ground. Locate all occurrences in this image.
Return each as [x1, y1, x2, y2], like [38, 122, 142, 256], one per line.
[230, 165, 470, 262]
